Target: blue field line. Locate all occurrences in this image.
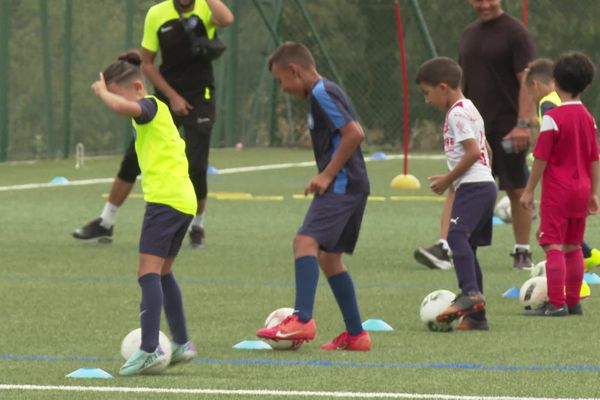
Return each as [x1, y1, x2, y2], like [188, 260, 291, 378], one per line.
[2, 354, 600, 372]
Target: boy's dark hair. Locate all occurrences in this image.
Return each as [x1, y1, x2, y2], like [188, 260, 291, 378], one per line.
[526, 58, 554, 85]
[415, 57, 462, 89]
[553, 52, 596, 96]
[103, 50, 143, 85]
[268, 41, 316, 72]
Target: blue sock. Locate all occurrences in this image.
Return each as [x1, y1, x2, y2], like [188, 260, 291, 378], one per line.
[161, 273, 188, 345]
[293, 256, 319, 322]
[582, 241, 592, 258]
[328, 271, 363, 336]
[138, 273, 163, 353]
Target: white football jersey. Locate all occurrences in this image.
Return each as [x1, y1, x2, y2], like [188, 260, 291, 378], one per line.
[443, 99, 494, 188]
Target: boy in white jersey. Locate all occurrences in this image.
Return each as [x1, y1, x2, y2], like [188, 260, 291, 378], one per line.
[416, 57, 497, 330]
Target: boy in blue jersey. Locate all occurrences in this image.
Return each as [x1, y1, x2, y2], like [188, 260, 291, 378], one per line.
[256, 42, 371, 351]
[92, 51, 197, 375]
[525, 58, 600, 272]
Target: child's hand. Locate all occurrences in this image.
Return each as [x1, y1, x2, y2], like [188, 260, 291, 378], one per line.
[427, 175, 450, 195]
[305, 173, 332, 196]
[520, 190, 534, 210]
[91, 72, 107, 96]
[589, 194, 599, 215]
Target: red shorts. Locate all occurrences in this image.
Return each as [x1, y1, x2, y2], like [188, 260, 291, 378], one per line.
[538, 209, 586, 246]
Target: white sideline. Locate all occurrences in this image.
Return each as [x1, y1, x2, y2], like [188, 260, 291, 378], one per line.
[0, 385, 597, 400]
[0, 154, 444, 192]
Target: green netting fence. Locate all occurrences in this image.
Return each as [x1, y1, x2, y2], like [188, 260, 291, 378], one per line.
[1, 0, 600, 161]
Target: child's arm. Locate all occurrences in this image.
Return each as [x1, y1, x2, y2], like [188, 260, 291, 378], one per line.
[590, 160, 599, 215]
[305, 121, 364, 195]
[520, 157, 546, 210]
[91, 73, 142, 118]
[428, 138, 480, 195]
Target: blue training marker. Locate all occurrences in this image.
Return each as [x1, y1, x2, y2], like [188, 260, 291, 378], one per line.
[50, 176, 69, 184]
[584, 273, 600, 284]
[233, 340, 272, 350]
[370, 152, 388, 161]
[207, 166, 219, 174]
[502, 287, 520, 298]
[492, 216, 505, 225]
[66, 368, 113, 379]
[361, 319, 394, 331]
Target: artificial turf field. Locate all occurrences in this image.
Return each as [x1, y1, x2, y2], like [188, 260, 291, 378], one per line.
[1, 148, 600, 400]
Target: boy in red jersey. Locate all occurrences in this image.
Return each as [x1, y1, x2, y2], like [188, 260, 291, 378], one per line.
[521, 52, 599, 316]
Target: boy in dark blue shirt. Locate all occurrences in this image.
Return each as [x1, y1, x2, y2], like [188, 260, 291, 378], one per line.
[256, 42, 371, 351]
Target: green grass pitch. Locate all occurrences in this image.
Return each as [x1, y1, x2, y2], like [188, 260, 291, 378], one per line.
[1, 148, 600, 399]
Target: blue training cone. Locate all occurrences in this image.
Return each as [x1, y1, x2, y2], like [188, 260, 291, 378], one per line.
[207, 166, 219, 174]
[50, 176, 69, 184]
[361, 319, 394, 331]
[233, 340, 272, 350]
[492, 216, 505, 225]
[584, 273, 600, 284]
[502, 287, 520, 298]
[370, 152, 388, 161]
[66, 368, 113, 379]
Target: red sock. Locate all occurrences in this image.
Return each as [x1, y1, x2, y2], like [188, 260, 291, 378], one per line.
[545, 249, 566, 307]
[564, 249, 584, 307]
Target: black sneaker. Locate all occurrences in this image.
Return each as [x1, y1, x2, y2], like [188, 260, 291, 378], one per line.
[72, 218, 113, 243]
[436, 292, 486, 323]
[189, 225, 206, 249]
[457, 316, 489, 331]
[523, 302, 568, 316]
[511, 248, 533, 270]
[568, 303, 583, 315]
[414, 243, 452, 270]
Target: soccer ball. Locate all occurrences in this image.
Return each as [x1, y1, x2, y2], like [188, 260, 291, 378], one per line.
[120, 328, 172, 369]
[419, 290, 457, 332]
[494, 195, 512, 222]
[530, 260, 546, 277]
[261, 307, 303, 350]
[519, 276, 548, 310]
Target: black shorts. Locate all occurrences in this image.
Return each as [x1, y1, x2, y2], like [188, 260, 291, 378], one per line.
[298, 192, 368, 254]
[488, 133, 529, 190]
[139, 203, 193, 258]
[449, 182, 497, 247]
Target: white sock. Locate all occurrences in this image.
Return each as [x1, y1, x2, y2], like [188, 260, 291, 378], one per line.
[191, 212, 204, 228]
[514, 244, 530, 252]
[438, 239, 450, 252]
[99, 202, 119, 228]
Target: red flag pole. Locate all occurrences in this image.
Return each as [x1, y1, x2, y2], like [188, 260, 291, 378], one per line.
[522, 0, 528, 26]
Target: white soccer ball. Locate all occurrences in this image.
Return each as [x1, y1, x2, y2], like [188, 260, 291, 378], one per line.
[419, 290, 457, 332]
[519, 276, 548, 310]
[530, 260, 546, 277]
[120, 328, 172, 369]
[261, 307, 303, 350]
[494, 195, 512, 222]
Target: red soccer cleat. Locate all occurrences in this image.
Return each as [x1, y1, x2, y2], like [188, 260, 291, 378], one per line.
[256, 314, 316, 342]
[320, 330, 371, 351]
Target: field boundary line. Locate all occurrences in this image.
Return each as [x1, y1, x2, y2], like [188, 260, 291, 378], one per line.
[0, 384, 597, 399]
[0, 154, 444, 192]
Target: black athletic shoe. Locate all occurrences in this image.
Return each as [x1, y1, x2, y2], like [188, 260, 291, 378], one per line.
[511, 248, 533, 270]
[568, 303, 583, 316]
[414, 243, 452, 270]
[189, 225, 206, 249]
[72, 218, 113, 243]
[436, 292, 486, 323]
[523, 302, 568, 316]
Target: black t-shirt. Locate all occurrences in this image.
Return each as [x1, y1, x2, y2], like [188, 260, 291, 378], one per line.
[459, 13, 536, 137]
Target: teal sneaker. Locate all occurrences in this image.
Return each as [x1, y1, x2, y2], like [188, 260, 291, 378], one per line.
[170, 341, 197, 366]
[119, 346, 168, 376]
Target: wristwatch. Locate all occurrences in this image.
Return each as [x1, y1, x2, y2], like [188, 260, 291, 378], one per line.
[517, 119, 531, 129]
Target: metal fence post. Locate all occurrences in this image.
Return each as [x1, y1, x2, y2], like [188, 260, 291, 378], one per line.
[224, 0, 239, 147]
[122, 0, 135, 151]
[40, 0, 55, 158]
[63, 0, 73, 158]
[0, 0, 10, 161]
[408, 0, 437, 58]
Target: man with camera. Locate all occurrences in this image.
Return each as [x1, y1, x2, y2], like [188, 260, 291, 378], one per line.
[73, 0, 234, 248]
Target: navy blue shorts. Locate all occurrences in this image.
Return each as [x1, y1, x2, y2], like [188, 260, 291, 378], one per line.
[449, 182, 497, 247]
[139, 203, 193, 258]
[298, 192, 368, 254]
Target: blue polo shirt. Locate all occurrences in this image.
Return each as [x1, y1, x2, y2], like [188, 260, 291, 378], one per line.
[308, 79, 370, 194]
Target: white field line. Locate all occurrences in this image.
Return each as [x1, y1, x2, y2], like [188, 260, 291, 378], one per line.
[0, 385, 597, 400]
[0, 154, 444, 193]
